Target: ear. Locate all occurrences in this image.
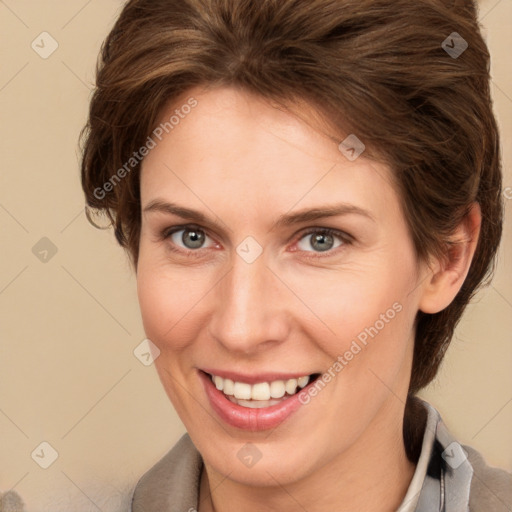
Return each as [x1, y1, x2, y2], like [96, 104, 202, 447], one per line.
[418, 202, 482, 314]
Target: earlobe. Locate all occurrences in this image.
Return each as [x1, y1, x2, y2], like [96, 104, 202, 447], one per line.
[418, 202, 482, 314]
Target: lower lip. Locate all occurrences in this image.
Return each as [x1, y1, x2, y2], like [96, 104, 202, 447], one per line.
[199, 371, 310, 431]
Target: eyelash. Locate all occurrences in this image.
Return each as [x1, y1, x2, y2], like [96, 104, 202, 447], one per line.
[159, 224, 353, 260]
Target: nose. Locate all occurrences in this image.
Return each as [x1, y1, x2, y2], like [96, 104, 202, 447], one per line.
[207, 249, 291, 355]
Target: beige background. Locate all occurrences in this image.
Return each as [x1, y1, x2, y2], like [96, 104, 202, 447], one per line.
[0, 0, 511, 510]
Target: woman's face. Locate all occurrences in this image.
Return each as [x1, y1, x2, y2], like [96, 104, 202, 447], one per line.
[137, 86, 427, 485]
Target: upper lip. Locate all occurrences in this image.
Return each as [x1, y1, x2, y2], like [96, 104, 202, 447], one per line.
[200, 368, 317, 384]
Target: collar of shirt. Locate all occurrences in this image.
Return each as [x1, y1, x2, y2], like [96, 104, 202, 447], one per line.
[398, 398, 473, 512]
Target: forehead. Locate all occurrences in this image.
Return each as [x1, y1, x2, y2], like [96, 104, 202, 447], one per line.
[140, 86, 401, 225]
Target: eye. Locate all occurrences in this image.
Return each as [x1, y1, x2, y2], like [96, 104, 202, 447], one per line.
[295, 228, 349, 254]
[160, 225, 351, 258]
[166, 226, 217, 251]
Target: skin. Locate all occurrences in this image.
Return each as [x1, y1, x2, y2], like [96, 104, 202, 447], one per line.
[136, 86, 481, 512]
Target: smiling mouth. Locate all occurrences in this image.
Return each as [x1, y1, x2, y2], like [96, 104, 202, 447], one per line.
[207, 372, 321, 409]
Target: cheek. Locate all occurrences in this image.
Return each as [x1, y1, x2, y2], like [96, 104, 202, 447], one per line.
[289, 269, 406, 337]
[282, 253, 417, 372]
[136, 245, 182, 347]
[136, 250, 216, 352]
[137, 273, 185, 349]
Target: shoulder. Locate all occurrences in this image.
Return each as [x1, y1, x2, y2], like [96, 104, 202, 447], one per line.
[131, 433, 202, 511]
[464, 444, 512, 511]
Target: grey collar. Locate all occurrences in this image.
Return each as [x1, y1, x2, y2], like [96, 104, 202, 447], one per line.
[403, 400, 473, 512]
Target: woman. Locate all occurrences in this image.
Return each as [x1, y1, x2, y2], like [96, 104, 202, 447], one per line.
[81, 0, 512, 510]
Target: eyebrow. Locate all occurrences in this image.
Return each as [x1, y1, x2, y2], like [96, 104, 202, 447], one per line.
[143, 200, 376, 230]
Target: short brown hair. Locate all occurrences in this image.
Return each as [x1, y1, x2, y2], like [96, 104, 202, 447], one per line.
[81, 0, 503, 401]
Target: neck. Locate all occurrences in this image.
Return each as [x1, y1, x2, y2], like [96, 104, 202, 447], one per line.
[199, 397, 418, 512]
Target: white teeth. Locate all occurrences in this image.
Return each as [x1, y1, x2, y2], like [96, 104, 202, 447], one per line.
[298, 376, 310, 388]
[285, 378, 298, 395]
[210, 373, 312, 406]
[213, 375, 223, 391]
[251, 382, 270, 401]
[223, 378, 234, 396]
[233, 382, 252, 400]
[269, 380, 286, 398]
